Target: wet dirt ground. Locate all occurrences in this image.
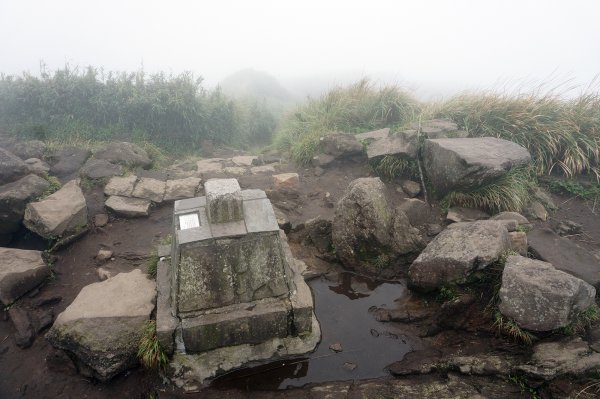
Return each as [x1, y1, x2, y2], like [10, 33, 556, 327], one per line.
[1, 157, 599, 398]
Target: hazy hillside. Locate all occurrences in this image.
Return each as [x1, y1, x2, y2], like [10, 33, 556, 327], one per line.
[219, 69, 293, 103]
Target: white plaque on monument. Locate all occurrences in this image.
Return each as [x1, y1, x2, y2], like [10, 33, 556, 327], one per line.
[179, 213, 200, 230]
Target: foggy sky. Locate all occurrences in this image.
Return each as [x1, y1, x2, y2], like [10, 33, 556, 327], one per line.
[1, 0, 599, 99]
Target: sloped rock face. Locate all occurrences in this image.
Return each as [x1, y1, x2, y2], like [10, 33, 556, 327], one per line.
[528, 228, 600, 289]
[498, 255, 595, 331]
[49, 147, 91, 178]
[93, 142, 151, 168]
[332, 177, 423, 276]
[422, 137, 531, 197]
[0, 248, 49, 305]
[320, 133, 364, 159]
[24, 180, 87, 239]
[0, 148, 29, 184]
[10, 140, 46, 160]
[0, 174, 49, 244]
[408, 220, 511, 290]
[46, 269, 156, 381]
[517, 338, 600, 380]
[80, 159, 123, 179]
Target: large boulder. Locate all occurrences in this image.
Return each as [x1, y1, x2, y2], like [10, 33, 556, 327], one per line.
[0, 248, 49, 305]
[408, 220, 511, 290]
[0, 174, 50, 244]
[498, 255, 596, 331]
[49, 147, 92, 178]
[93, 142, 152, 169]
[46, 269, 156, 381]
[0, 148, 29, 184]
[332, 177, 423, 275]
[24, 180, 87, 239]
[528, 228, 600, 289]
[10, 140, 46, 160]
[422, 137, 531, 197]
[319, 133, 363, 160]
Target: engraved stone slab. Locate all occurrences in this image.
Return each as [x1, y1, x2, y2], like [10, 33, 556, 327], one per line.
[174, 197, 206, 213]
[205, 179, 243, 224]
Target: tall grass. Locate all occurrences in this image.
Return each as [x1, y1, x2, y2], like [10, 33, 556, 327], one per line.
[0, 65, 276, 152]
[275, 79, 420, 164]
[435, 89, 600, 179]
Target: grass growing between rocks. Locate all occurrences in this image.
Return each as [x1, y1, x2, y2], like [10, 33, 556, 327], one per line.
[37, 176, 61, 200]
[435, 89, 600, 179]
[147, 252, 159, 279]
[275, 79, 420, 165]
[558, 303, 600, 336]
[441, 168, 537, 213]
[542, 177, 600, 203]
[369, 155, 419, 180]
[138, 320, 168, 370]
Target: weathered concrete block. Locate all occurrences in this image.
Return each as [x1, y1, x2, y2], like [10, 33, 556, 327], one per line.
[205, 178, 243, 223]
[181, 300, 290, 352]
[156, 258, 177, 355]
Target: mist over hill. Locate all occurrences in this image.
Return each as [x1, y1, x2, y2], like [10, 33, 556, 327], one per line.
[219, 69, 293, 102]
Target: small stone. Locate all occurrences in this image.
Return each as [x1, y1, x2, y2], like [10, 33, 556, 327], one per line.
[8, 307, 35, 348]
[223, 166, 247, 175]
[314, 166, 325, 177]
[273, 173, 300, 190]
[426, 224, 442, 236]
[311, 154, 335, 167]
[329, 342, 343, 352]
[94, 214, 109, 227]
[131, 177, 166, 203]
[401, 180, 421, 198]
[96, 249, 113, 262]
[555, 220, 583, 236]
[96, 267, 113, 281]
[231, 155, 257, 166]
[343, 362, 357, 371]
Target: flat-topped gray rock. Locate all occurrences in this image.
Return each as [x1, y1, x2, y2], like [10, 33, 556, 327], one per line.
[24, 180, 87, 239]
[528, 228, 600, 289]
[10, 140, 46, 160]
[205, 178, 243, 223]
[367, 132, 418, 160]
[104, 175, 137, 197]
[499, 255, 596, 331]
[196, 158, 225, 174]
[49, 147, 91, 178]
[409, 220, 511, 290]
[131, 177, 166, 203]
[46, 269, 156, 381]
[423, 137, 531, 197]
[24, 158, 50, 177]
[319, 133, 363, 159]
[355, 128, 390, 142]
[0, 248, 49, 305]
[105, 196, 151, 217]
[231, 155, 257, 166]
[164, 177, 201, 201]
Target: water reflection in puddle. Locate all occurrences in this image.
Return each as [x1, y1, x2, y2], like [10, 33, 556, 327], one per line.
[212, 272, 413, 390]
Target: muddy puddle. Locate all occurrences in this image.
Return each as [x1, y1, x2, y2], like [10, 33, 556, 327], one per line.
[212, 272, 414, 390]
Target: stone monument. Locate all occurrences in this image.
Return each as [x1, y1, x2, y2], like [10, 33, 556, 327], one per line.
[156, 178, 320, 389]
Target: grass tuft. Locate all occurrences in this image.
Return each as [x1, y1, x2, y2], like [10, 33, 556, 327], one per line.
[435, 89, 600, 180]
[370, 155, 419, 180]
[147, 252, 159, 279]
[137, 320, 168, 370]
[493, 311, 537, 345]
[558, 304, 600, 336]
[37, 176, 61, 200]
[442, 168, 537, 213]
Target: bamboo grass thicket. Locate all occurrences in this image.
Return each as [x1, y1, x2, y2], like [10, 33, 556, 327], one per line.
[0, 65, 276, 152]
